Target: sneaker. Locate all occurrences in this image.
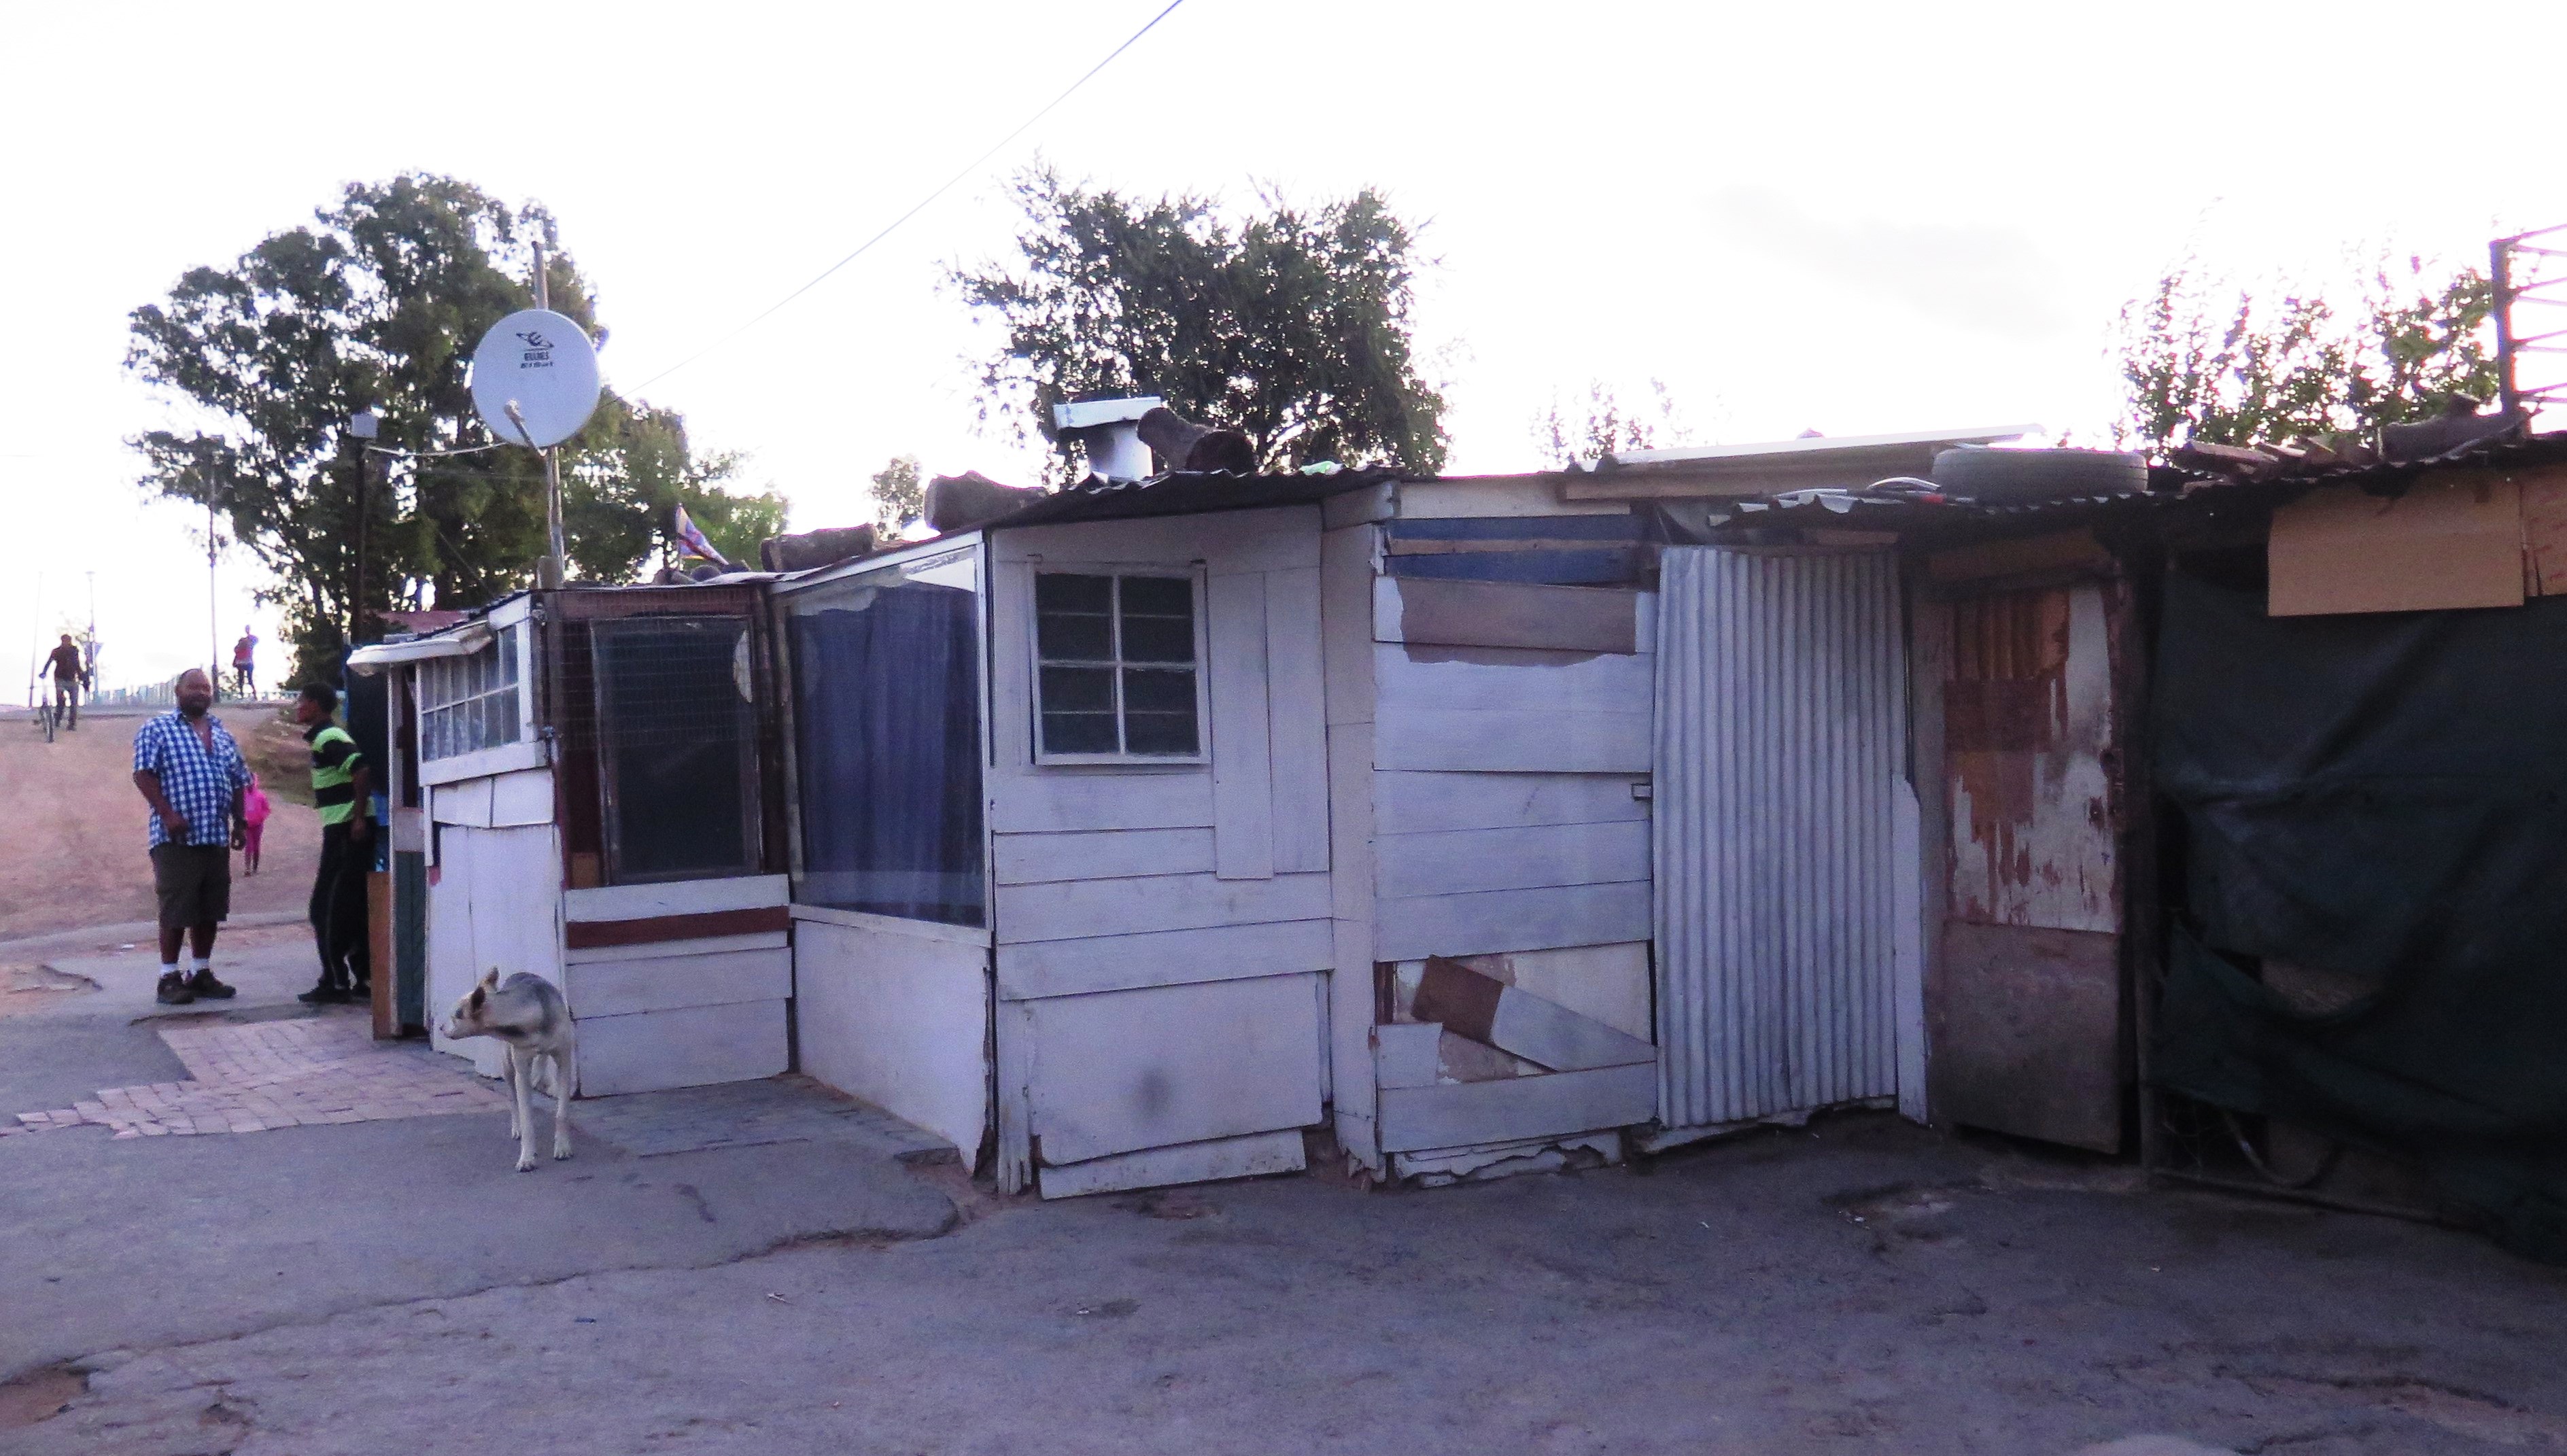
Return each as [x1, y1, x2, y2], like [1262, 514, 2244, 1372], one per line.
[295, 982, 351, 1006]
[188, 969, 237, 1000]
[156, 972, 196, 1006]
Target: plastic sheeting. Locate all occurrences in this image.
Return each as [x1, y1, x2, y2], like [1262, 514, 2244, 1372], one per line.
[2150, 572, 2567, 1261]
[789, 582, 985, 925]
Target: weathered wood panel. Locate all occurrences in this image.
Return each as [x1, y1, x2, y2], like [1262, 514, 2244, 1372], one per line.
[1377, 1062, 1657, 1151]
[1027, 973, 1324, 1164]
[996, 918, 1333, 1001]
[563, 946, 793, 1019]
[1373, 881, 1651, 963]
[1321, 524, 1381, 727]
[1375, 820, 1649, 900]
[576, 999, 789, 1098]
[1371, 770, 1646, 835]
[2268, 474, 2525, 616]
[1207, 571, 1277, 880]
[986, 770, 1216, 834]
[1373, 643, 1655, 714]
[1373, 576, 1638, 655]
[997, 871, 1330, 944]
[1402, 941, 1653, 1041]
[1264, 566, 1331, 873]
[1036, 1128, 1305, 1199]
[991, 506, 1322, 573]
[565, 873, 790, 922]
[796, 917, 987, 1163]
[428, 777, 493, 827]
[991, 828, 1214, 885]
[563, 905, 791, 950]
[1373, 709, 1651, 774]
[563, 930, 786, 966]
[1374, 1022, 1444, 1088]
[1410, 958, 1655, 1072]
[486, 767, 555, 827]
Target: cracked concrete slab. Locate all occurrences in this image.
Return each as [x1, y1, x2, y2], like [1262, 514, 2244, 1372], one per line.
[14, 1113, 2567, 1455]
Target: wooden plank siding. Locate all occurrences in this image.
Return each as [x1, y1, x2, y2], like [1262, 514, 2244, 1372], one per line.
[1374, 882, 1651, 963]
[996, 871, 1330, 944]
[992, 828, 1215, 885]
[1207, 570, 1277, 880]
[1373, 708, 1651, 774]
[1371, 770, 1647, 835]
[1025, 973, 1325, 1165]
[996, 919, 1334, 1002]
[1265, 565, 1332, 872]
[1374, 820, 1649, 900]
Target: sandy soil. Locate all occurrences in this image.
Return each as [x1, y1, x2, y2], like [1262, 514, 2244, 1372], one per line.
[0, 708, 322, 941]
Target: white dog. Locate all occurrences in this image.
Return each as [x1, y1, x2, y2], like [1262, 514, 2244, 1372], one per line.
[438, 969, 577, 1172]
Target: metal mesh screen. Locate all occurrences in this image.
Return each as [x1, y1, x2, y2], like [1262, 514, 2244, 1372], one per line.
[564, 614, 762, 883]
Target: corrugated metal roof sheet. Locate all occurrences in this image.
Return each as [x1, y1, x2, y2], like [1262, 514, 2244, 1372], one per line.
[980, 466, 1405, 528]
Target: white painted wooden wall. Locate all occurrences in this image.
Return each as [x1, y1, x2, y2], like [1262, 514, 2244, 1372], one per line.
[793, 909, 987, 1161]
[424, 812, 564, 1081]
[1322, 516, 1661, 1178]
[985, 508, 1334, 1198]
[564, 875, 792, 1097]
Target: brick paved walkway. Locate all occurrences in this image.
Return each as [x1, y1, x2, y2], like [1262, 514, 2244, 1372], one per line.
[6, 1010, 506, 1139]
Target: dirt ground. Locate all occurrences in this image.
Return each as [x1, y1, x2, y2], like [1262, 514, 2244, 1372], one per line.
[0, 706, 320, 940]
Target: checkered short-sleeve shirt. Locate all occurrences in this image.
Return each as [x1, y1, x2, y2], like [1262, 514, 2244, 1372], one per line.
[133, 710, 249, 849]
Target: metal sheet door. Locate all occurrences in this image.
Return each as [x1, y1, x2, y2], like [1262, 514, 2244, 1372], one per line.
[1932, 580, 2124, 1151]
[1654, 548, 1907, 1130]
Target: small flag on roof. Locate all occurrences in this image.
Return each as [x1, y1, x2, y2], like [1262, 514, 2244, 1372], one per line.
[672, 504, 731, 568]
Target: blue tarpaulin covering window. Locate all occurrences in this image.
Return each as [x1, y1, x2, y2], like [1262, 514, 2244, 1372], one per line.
[788, 578, 984, 926]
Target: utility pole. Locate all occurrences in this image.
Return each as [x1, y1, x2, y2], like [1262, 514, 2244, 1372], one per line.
[349, 409, 381, 649]
[533, 239, 568, 589]
[24, 570, 40, 710]
[207, 500, 220, 701]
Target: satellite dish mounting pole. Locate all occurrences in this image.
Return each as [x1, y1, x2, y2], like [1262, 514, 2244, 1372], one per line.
[532, 241, 569, 589]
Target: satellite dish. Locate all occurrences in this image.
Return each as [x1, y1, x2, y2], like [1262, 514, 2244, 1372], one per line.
[470, 309, 601, 449]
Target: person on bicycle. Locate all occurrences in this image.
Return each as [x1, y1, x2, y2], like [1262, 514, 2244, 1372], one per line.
[231, 627, 258, 697]
[40, 634, 86, 731]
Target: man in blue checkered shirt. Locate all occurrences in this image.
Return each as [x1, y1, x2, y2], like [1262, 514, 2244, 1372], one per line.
[131, 668, 250, 1005]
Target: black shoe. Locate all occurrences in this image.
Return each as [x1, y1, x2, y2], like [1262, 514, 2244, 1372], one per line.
[156, 972, 196, 1006]
[188, 969, 237, 1000]
[296, 982, 351, 1005]
[350, 981, 373, 1001]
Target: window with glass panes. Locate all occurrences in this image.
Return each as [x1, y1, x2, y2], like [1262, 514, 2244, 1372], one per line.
[419, 627, 523, 761]
[1033, 572, 1202, 760]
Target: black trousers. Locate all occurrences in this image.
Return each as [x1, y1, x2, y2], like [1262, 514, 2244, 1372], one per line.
[310, 822, 372, 990]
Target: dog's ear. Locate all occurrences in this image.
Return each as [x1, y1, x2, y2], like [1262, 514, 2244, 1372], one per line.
[478, 967, 500, 991]
[468, 984, 485, 1010]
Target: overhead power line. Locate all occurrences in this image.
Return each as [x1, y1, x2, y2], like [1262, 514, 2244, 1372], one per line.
[626, 0, 1190, 395]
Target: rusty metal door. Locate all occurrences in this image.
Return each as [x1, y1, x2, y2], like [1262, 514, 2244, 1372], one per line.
[1933, 579, 2124, 1151]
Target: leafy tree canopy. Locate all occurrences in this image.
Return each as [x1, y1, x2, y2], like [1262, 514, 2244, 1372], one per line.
[128, 174, 780, 683]
[869, 455, 923, 535]
[1533, 379, 1695, 468]
[2114, 252, 2500, 455]
[952, 164, 1449, 484]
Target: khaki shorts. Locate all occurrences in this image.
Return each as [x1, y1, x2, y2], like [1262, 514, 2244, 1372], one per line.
[151, 845, 232, 929]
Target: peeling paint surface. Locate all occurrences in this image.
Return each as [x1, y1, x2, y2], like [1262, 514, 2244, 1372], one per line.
[1944, 583, 2118, 933]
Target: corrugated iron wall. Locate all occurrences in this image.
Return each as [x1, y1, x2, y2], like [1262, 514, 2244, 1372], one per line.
[1654, 547, 1907, 1128]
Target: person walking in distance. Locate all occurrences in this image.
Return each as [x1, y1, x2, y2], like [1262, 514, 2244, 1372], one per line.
[296, 681, 373, 1005]
[40, 633, 86, 731]
[231, 627, 258, 697]
[130, 669, 247, 1005]
[241, 771, 271, 876]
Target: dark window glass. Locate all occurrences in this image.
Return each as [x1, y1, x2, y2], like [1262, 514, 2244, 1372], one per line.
[1035, 572, 1203, 759]
[590, 617, 759, 882]
[1119, 616, 1194, 663]
[789, 580, 985, 926]
[1039, 712, 1119, 755]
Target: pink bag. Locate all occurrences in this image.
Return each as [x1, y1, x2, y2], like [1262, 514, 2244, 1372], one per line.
[243, 774, 272, 828]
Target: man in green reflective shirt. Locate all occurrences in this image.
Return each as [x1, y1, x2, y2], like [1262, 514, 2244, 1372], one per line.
[294, 681, 374, 1007]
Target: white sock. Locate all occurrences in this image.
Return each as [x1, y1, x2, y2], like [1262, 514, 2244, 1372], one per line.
[190, 956, 210, 978]
[160, 960, 178, 980]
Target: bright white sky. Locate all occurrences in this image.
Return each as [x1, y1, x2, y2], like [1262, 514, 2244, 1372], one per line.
[7, 1, 2564, 689]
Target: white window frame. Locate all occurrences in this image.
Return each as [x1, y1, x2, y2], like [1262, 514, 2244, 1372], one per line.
[1029, 566, 1210, 767]
[416, 621, 536, 781]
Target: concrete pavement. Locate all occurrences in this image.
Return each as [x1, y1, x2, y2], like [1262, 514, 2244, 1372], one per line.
[6, 924, 2567, 1455]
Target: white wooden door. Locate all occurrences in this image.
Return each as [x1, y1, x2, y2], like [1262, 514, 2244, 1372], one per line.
[427, 822, 563, 1079]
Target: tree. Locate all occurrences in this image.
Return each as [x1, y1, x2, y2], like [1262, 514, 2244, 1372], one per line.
[869, 455, 923, 535]
[566, 403, 785, 578]
[1533, 379, 1693, 468]
[2114, 252, 2501, 455]
[127, 174, 776, 684]
[952, 165, 1448, 483]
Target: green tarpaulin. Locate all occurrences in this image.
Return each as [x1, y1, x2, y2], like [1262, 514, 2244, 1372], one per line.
[2150, 571, 2567, 1262]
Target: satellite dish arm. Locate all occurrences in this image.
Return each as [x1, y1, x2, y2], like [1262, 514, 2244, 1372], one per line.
[501, 401, 538, 448]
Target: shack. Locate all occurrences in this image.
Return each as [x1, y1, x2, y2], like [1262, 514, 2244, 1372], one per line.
[350, 582, 793, 1094]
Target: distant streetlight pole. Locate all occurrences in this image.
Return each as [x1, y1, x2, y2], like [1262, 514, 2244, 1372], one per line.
[350, 409, 381, 650]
